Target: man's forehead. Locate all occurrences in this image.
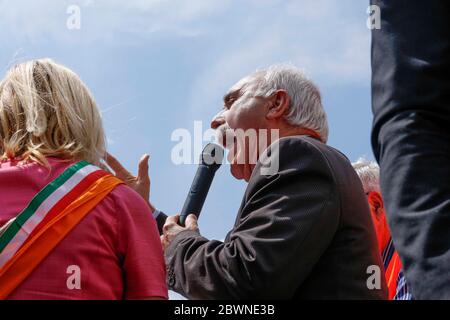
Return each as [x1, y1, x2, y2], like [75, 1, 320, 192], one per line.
[225, 74, 261, 98]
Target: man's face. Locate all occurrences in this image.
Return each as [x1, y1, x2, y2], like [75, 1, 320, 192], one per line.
[367, 191, 391, 253]
[211, 75, 272, 181]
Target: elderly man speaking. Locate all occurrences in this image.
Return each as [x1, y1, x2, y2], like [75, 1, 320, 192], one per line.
[158, 65, 387, 300]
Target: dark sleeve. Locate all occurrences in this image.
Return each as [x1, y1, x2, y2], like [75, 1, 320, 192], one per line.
[164, 138, 340, 299]
[371, 0, 450, 299]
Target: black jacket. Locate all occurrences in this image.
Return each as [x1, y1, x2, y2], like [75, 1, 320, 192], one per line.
[165, 136, 388, 299]
[371, 0, 450, 299]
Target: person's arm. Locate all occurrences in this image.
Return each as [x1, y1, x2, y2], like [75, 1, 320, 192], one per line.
[113, 185, 169, 300]
[164, 139, 340, 299]
[371, 0, 450, 299]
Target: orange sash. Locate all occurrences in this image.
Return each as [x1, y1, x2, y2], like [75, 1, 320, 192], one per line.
[0, 175, 122, 299]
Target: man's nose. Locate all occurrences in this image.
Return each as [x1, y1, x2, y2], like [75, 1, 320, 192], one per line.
[211, 114, 225, 129]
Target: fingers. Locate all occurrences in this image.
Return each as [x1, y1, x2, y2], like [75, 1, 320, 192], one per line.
[185, 214, 199, 232]
[160, 234, 167, 251]
[166, 214, 179, 225]
[161, 214, 200, 251]
[138, 154, 150, 183]
[163, 215, 180, 234]
[105, 153, 131, 177]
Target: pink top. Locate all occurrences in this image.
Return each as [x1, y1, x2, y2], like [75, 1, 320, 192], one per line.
[0, 158, 168, 300]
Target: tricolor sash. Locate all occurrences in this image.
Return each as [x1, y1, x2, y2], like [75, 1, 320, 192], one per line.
[0, 161, 123, 299]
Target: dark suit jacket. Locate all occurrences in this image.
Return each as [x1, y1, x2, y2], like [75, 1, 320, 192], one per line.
[165, 136, 388, 299]
[371, 0, 450, 299]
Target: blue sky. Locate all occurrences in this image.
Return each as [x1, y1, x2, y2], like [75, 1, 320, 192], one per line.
[0, 0, 374, 299]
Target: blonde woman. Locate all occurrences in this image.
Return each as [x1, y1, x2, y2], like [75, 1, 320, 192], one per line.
[0, 59, 168, 300]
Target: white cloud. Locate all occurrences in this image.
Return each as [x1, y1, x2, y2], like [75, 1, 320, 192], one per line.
[187, 0, 371, 115]
[0, 0, 232, 44]
[1, 0, 371, 109]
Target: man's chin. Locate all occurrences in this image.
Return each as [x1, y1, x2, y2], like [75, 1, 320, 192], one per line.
[230, 164, 244, 181]
[230, 164, 252, 182]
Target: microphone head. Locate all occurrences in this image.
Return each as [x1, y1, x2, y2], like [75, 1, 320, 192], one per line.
[200, 143, 224, 169]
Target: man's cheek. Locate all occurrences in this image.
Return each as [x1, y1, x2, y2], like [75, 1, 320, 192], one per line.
[225, 112, 238, 129]
[225, 103, 248, 129]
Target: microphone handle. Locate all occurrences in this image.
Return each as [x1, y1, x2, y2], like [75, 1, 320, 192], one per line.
[153, 164, 219, 234]
[154, 210, 168, 235]
[179, 164, 216, 226]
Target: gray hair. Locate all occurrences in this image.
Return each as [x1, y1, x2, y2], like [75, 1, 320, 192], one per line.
[352, 158, 380, 194]
[252, 64, 329, 143]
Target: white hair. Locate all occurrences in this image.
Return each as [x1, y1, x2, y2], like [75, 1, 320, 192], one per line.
[252, 64, 329, 143]
[352, 158, 380, 194]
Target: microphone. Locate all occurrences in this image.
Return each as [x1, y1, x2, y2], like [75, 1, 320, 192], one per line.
[153, 210, 169, 235]
[153, 143, 224, 234]
[179, 143, 224, 226]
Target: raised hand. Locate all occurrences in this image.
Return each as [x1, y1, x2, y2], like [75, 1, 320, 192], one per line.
[105, 153, 155, 211]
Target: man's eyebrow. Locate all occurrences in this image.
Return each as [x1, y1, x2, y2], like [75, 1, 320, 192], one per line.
[223, 90, 240, 104]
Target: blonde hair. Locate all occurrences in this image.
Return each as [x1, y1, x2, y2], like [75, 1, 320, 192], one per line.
[0, 59, 106, 168]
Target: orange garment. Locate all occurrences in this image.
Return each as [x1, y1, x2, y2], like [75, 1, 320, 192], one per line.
[0, 175, 122, 299]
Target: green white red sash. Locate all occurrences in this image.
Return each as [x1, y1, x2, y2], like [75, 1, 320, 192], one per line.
[0, 161, 123, 298]
[0, 161, 101, 267]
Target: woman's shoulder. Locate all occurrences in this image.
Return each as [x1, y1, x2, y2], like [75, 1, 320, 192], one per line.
[105, 183, 153, 218]
[109, 183, 147, 203]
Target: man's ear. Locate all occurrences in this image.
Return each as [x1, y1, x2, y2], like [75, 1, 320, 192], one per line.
[266, 90, 290, 120]
[368, 191, 384, 217]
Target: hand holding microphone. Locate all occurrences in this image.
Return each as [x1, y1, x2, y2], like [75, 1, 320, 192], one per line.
[159, 214, 200, 251]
